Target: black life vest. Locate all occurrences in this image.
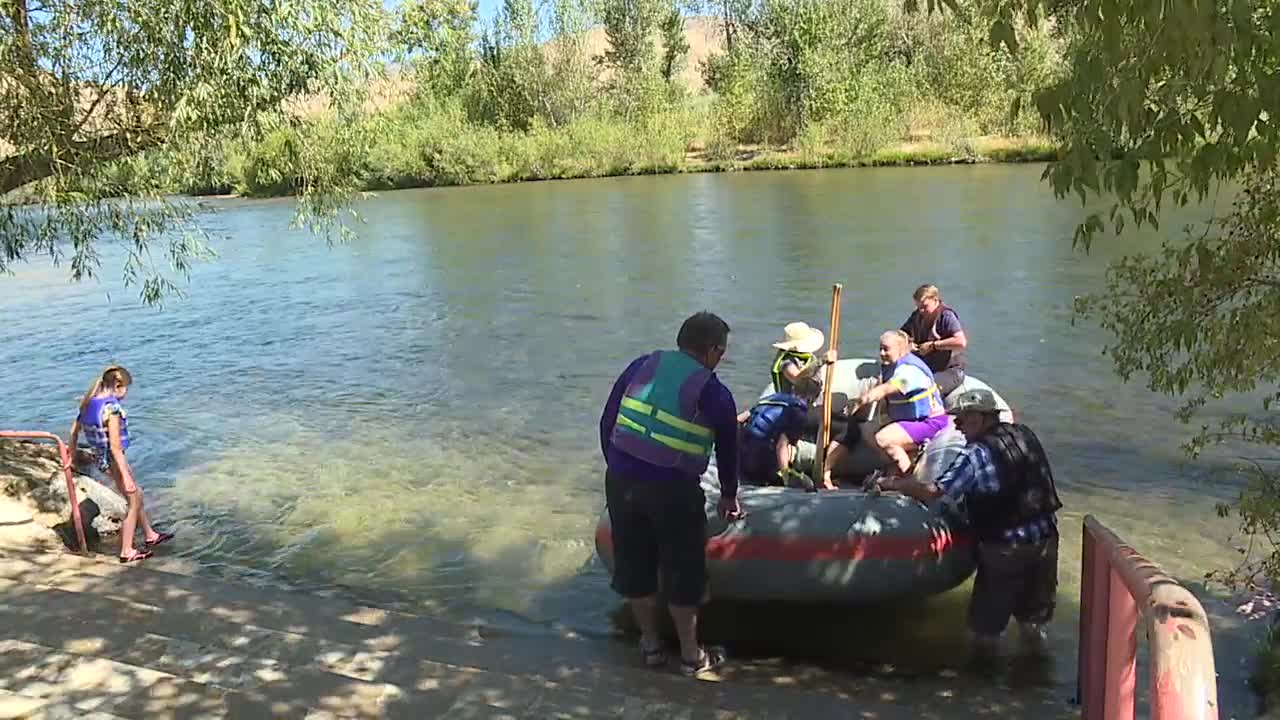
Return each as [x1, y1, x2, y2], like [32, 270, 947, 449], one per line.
[965, 423, 1063, 543]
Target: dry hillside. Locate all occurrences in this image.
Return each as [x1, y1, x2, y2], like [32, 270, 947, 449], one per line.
[294, 15, 727, 116]
[4, 15, 727, 164]
[573, 15, 727, 93]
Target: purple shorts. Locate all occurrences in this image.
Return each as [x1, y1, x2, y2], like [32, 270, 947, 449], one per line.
[894, 414, 952, 446]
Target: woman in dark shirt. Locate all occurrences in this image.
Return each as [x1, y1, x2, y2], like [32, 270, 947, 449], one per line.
[900, 284, 969, 397]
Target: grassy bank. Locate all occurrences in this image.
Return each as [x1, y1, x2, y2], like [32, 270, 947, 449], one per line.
[687, 135, 1057, 172]
[94, 102, 1057, 201]
[75, 2, 1067, 201]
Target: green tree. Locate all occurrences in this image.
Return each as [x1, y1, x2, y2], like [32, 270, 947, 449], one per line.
[1, 0, 387, 303]
[597, 0, 671, 119]
[395, 0, 479, 98]
[894, 10, 1057, 135]
[470, 0, 554, 130]
[751, 0, 894, 141]
[972, 0, 1279, 581]
[544, 0, 596, 125]
[658, 4, 691, 84]
[599, 0, 662, 76]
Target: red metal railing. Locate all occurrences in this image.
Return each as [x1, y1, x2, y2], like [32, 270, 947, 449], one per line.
[1078, 515, 1218, 720]
[0, 431, 88, 554]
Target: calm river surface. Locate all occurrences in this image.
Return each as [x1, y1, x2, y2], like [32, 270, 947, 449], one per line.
[0, 165, 1262, 716]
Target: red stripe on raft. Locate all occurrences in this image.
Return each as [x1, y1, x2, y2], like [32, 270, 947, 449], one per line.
[595, 524, 972, 562]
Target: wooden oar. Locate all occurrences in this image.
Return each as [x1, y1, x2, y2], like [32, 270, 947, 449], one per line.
[815, 283, 843, 488]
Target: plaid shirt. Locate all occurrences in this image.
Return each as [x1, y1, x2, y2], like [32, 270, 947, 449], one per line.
[936, 441, 1057, 545]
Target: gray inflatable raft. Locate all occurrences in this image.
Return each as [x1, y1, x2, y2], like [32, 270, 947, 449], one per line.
[595, 359, 1014, 605]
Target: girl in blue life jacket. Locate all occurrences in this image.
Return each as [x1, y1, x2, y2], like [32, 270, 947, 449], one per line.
[68, 365, 173, 563]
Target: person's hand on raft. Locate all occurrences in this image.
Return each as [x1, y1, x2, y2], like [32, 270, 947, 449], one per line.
[718, 495, 744, 521]
[855, 388, 878, 409]
[824, 349, 838, 365]
[876, 473, 911, 494]
[845, 392, 871, 416]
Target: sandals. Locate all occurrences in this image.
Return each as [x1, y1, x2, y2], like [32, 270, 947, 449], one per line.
[116, 530, 173, 563]
[145, 531, 175, 549]
[118, 548, 153, 564]
[680, 646, 727, 677]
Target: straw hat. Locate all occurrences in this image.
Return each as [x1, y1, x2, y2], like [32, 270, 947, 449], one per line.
[771, 322, 825, 354]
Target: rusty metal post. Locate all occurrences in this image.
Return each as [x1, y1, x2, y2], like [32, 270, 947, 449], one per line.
[0, 431, 89, 554]
[1078, 515, 1219, 720]
[1105, 566, 1138, 720]
[1148, 583, 1219, 720]
[1078, 528, 1095, 712]
[1080, 526, 1112, 718]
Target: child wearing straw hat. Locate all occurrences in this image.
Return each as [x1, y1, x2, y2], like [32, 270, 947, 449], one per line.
[763, 321, 854, 442]
[769, 322, 825, 396]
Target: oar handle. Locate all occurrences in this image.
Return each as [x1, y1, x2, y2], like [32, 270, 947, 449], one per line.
[815, 283, 843, 484]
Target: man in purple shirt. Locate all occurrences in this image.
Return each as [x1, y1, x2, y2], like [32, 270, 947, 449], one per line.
[600, 311, 742, 678]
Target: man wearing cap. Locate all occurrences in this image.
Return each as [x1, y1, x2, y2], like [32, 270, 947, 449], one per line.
[600, 311, 743, 677]
[900, 284, 968, 397]
[880, 388, 1063, 656]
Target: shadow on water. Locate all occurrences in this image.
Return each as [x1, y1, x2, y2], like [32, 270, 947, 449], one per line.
[0, 549, 1093, 720]
[142, 444, 1084, 716]
[600, 570, 1070, 686]
[591, 554, 1264, 719]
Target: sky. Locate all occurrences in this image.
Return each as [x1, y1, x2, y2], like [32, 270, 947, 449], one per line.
[383, 0, 504, 22]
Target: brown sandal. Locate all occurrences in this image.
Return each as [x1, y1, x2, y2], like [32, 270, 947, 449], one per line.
[144, 531, 175, 548]
[118, 549, 152, 564]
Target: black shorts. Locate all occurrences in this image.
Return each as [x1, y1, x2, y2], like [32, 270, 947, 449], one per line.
[968, 533, 1059, 636]
[604, 469, 708, 607]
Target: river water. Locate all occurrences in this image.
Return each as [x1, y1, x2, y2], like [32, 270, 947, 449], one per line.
[0, 165, 1262, 716]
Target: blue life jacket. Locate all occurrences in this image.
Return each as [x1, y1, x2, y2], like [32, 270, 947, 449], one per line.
[79, 395, 129, 453]
[741, 393, 808, 464]
[881, 353, 945, 422]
